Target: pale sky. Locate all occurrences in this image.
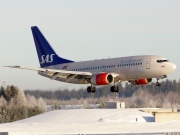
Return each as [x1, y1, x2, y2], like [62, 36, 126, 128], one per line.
[0, 0, 180, 90]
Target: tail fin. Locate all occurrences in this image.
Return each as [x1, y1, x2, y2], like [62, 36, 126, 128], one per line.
[31, 26, 74, 68]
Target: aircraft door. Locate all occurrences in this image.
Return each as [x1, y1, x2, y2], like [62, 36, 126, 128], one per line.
[146, 58, 151, 69]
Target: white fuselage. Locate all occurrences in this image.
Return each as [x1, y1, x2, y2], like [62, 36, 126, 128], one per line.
[38, 55, 176, 85]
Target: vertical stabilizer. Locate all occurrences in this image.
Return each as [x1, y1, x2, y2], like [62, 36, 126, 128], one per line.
[31, 26, 74, 68]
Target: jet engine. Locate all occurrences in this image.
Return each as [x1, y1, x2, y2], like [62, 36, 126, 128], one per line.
[129, 78, 152, 85]
[90, 73, 114, 85]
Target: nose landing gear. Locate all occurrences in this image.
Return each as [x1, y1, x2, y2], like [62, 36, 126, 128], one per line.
[156, 75, 167, 86]
[156, 80, 161, 86]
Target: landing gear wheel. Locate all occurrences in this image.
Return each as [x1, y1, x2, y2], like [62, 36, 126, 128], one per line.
[91, 90, 96, 93]
[87, 86, 96, 93]
[156, 82, 161, 86]
[110, 86, 119, 93]
[91, 86, 96, 93]
[156, 78, 161, 86]
[87, 86, 92, 93]
[114, 86, 119, 92]
[110, 86, 115, 92]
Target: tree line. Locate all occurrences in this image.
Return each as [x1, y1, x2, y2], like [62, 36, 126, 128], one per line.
[0, 85, 46, 123]
[25, 79, 180, 100]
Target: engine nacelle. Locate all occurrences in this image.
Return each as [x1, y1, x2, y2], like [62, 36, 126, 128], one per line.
[129, 78, 152, 85]
[90, 73, 114, 85]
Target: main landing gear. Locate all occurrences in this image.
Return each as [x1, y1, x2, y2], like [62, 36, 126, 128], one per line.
[87, 85, 119, 93]
[110, 85, 119, 93]
[87, 86, 96, 93]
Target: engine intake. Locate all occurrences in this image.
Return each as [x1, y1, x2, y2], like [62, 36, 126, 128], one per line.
[91, 73, 114, 85]
[129, 78, 152, 85]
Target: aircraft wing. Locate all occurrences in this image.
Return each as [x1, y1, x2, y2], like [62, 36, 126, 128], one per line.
[4, 65, 92, 75]
[4, 65, 123, 83]
[4, 66, 92, 81]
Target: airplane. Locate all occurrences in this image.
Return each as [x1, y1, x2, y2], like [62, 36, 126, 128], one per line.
[5, 26, 177, 93]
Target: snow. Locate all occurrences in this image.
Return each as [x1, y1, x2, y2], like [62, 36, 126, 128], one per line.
[0, 108, 180, 135]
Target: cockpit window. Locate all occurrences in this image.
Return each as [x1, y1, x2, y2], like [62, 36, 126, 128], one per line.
[163, 60, 169, 62]
[157, 60, 170, 63]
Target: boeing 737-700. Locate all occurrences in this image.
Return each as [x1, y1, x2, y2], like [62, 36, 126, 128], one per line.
[5, 26, 177, 93]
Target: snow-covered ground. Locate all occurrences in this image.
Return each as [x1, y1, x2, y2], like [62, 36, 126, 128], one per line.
[0, 109, 180, 135]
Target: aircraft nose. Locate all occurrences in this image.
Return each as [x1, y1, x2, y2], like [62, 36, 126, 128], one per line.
[169, 63, 177, 72]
